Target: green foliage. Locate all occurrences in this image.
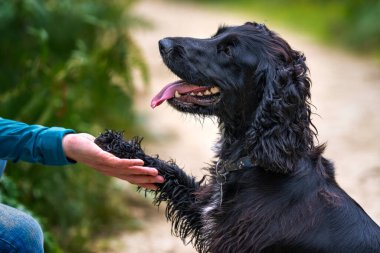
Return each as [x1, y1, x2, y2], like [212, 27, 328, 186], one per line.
[339, 0, 380, 53]
[0, 0, 148, 130]
[0, 0, 148, 252]
[184, 0, 380, 57]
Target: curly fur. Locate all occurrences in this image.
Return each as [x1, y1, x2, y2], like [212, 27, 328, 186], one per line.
[95, 131, 208, 251]
[95, 22, 380, 253]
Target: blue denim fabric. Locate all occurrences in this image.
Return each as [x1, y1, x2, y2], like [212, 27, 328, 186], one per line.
[0, 204, 44, 253]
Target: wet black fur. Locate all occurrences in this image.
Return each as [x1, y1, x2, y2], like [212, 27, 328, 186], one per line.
[95, 22, 380, 253]
[95, 132, 204, 245]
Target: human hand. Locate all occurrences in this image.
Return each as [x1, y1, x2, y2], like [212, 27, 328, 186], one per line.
[62, 133, 164, 190]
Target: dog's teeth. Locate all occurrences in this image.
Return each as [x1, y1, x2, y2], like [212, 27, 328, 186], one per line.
[175, 91, 181, 98]
[197, 92, 203, 96]
[204, 90, 211, 95]
[210, 87, 220, 94]
[190, 92, 195, 96]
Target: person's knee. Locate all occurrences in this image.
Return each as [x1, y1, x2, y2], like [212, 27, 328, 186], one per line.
[0, 204, 44, 253]
[14, 211, 44, 252]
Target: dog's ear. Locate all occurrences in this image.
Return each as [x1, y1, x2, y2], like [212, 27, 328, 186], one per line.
[247, 50, 315, 174]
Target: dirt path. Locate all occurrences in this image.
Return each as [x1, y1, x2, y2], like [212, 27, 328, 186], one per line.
[108, 1, 380, 252]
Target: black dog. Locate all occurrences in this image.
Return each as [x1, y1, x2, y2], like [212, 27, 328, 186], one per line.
[95, 22, 380, 253]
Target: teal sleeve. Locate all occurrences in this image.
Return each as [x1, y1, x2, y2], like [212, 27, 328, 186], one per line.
[0, 118, 76, 165]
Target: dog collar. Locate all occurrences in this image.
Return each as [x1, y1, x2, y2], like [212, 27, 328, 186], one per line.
[215, 156, 257, 206]
[215, 156, 256, 185]
[218, 156, 256, 172]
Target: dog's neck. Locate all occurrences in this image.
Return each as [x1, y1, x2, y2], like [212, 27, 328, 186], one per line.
[217, 121, 253, 161]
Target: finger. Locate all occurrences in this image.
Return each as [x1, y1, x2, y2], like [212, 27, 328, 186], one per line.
[92, 165, 157, 179]
[156, 175, 165, 183]
[117, 158, 145, 166]
[125, 175, 164, 185]
[127, 166, 159, 176]
[103, 157, 144, 169]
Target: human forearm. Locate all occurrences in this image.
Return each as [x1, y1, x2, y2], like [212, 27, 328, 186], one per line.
[0, 118, 74, 165]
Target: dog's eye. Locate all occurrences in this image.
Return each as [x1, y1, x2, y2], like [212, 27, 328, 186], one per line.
[223, 46, 232, 56]
[218, 37, 237, 57]
[218, 45, 232, 57]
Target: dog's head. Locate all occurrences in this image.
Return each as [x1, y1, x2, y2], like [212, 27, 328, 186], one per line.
[152, 22, 316, 173]
[153, 22, 268, 117]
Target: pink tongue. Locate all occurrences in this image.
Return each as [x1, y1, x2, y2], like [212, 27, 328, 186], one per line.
[151, 80, 207, 108]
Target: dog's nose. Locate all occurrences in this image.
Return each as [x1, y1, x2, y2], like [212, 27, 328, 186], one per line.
[159, 38, 173, 55]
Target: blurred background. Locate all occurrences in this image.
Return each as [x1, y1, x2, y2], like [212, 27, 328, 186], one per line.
[0, 0, 379, 252]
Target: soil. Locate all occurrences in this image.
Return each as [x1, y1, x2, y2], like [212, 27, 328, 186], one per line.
[104, 1, 380, 252]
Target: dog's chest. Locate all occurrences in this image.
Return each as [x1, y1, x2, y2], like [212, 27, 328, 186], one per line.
[201, 183, 221, 236]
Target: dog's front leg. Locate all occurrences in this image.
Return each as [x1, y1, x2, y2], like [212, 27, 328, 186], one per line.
[95, 130, 205, 247]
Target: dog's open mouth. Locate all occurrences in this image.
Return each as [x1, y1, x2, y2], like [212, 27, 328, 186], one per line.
[151, 80, 221, 108]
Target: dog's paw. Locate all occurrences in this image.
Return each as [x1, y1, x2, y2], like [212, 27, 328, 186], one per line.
[95, 130, 145, 159]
